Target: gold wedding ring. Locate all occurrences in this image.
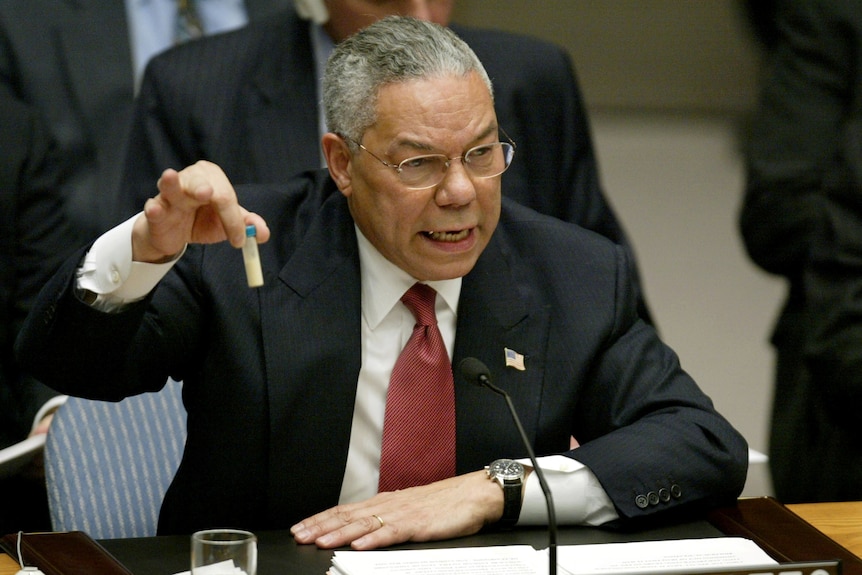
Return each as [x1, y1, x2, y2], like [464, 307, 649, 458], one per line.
[372, 514, 385, 528]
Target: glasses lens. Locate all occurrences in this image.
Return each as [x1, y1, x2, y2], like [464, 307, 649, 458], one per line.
[397, 155, 448, 188]
[465, 142, 513, 177]
[395, 142, 515, 189]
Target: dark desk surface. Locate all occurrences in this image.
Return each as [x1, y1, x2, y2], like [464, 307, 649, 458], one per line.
[100, 520, 722, 575]
[3, 498, 861, 575]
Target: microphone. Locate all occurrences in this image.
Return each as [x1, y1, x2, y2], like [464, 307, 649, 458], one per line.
[459, 357, 557, 575]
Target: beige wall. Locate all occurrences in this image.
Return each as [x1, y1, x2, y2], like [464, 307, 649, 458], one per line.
[452, 0, 764, 113]
[453, 1, 784, 494]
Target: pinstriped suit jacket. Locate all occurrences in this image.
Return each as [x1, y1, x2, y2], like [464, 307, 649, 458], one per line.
[0, 0, 290, 246]
[17, 170, 747, 535]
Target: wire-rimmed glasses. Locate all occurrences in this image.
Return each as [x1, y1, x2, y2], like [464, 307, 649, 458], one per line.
[346, 133, 516, 190]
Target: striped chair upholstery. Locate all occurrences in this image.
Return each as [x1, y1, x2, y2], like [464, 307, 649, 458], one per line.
[44, 379, 186, 539]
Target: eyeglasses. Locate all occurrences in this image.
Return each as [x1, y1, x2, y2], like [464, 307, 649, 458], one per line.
[346, 133, 516, 190]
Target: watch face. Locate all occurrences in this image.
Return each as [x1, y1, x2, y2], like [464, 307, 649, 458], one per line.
[489, 459, 524, 481]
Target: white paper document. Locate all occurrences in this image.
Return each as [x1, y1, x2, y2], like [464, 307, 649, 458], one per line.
[331, 545, 539, 575]
[553, 537, 778, 574]
[328, 537, 778, 575]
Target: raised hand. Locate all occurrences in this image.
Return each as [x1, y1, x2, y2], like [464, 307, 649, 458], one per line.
[132, 161, 269, 263]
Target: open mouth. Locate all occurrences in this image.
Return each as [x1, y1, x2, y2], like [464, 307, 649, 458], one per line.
[424, 229, 471, 242]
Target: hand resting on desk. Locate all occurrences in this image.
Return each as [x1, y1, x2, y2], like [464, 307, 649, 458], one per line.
[291, 470, 507, 550]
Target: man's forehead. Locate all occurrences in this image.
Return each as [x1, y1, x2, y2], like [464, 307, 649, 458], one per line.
[370, 82, 497, 152]
[372, 72, 494, 119]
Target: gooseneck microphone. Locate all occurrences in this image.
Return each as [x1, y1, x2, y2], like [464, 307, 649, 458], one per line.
[458, 357, 557, 575]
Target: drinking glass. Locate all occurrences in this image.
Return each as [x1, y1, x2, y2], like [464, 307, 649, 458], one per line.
[190, 529, 257, 575]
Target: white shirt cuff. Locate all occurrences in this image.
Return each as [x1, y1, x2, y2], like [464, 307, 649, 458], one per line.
[517, 454, 619, 526]
[76, 213, 184, 309]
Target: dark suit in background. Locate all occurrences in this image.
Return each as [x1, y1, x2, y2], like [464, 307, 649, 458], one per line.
[119, 10, 652, 320]
[740, 0, 862, 502]
[0, 0, 290, 246]
[17, 171, 747, 534]
[0, 93, 76, 533]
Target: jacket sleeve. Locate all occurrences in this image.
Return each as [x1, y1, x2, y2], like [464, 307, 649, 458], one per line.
[569, 245, 748, 523]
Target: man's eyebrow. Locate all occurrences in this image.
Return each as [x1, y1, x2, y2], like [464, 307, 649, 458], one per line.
[474, 124, 499, 142]
[390, 139, 435, 154]
[389, 124, 501, 155]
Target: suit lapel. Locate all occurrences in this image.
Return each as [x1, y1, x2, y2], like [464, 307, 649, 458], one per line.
[454, 229, 551, 472]
[260, 190, 362, 515]
[259, 189, 553, 498]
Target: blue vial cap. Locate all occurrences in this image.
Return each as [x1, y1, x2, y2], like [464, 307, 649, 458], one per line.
[245, 224, 256, 237]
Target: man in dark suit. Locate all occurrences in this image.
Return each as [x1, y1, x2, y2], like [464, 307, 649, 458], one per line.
[119, 2, 652, 320]
[17, 17, 746, 545]
[740, 0, 862, 503]
[0, 0, 290, 247]
[0, 94, 77, 533]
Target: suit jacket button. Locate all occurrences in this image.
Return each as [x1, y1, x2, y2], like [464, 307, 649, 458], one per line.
[671, 484, 682, 498]
[635, 494, 649, 509]
[647, 491, 659, 506]
[658, 488, 671, 502]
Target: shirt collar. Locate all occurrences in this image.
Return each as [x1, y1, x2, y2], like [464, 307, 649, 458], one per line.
[355, 226, 461, 330]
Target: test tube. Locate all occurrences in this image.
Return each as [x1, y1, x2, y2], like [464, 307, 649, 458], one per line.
[242, 224, 264, 288]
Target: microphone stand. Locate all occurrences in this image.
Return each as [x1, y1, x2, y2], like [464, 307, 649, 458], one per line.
[477, 375, 558, 575]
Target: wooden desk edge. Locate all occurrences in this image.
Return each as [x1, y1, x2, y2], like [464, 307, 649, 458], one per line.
[0, 551, 16, 575]
[787, 501, 862, 559]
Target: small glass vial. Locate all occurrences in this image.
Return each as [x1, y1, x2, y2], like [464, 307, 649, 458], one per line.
[242, 224, 264, 288]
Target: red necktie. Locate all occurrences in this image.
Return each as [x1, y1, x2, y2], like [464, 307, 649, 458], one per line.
[378, 283, 457, 492]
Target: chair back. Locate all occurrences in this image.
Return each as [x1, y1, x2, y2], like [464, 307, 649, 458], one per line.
[44, 379, 186, 539]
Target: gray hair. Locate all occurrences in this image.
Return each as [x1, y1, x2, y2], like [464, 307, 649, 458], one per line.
[323, 16, 493, 144]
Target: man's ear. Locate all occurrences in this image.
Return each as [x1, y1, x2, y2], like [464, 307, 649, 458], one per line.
[322, 133, 353, 194]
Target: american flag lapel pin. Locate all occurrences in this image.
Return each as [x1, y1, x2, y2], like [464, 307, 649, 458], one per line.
[504, 348, 526, 371]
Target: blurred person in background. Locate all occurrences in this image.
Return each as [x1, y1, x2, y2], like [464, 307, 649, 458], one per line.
[0, 0, 290, 248]
[0, 94, 75, 533]
[740, 0, 862, 503]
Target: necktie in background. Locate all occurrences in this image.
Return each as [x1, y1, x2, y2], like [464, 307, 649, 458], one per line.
[175, 0, 203, 43]
[378, 283, 457, 492]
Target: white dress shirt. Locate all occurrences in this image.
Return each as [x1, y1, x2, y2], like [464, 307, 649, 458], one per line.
[77, 215, 618, 526]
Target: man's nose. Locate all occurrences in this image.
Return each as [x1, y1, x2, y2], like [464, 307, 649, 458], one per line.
[435, 159, 476, 206]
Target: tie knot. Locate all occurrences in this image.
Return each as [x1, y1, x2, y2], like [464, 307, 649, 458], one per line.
[401, 283, 438, 327]
[175, 0, 203, 43]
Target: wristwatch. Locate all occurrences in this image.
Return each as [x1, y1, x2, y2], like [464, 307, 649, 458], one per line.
[486, 459, 525, 529]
